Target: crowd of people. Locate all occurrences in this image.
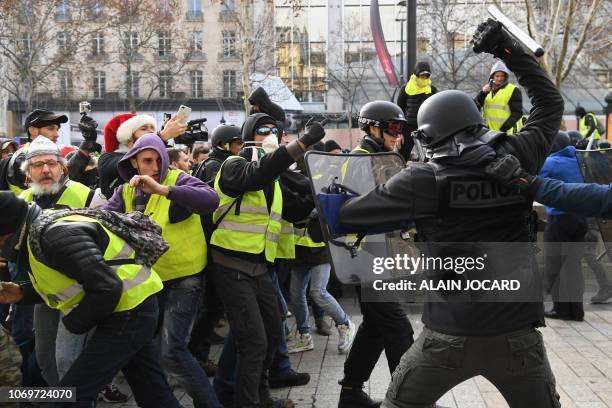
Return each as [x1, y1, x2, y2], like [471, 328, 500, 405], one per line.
[0, 17, 610, 408]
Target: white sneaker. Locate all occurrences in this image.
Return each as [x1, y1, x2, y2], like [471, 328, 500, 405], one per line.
[288, 333, 314, 353]
[337, 320, 355, 354]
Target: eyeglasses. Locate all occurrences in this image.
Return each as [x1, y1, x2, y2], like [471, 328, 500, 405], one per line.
[385, 121, 405, 136]
[255, 127, 279, 136]
[30, 160, 60, 170]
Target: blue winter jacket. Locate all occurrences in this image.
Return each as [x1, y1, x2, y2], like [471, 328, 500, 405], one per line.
[532, 177, 612, 218]
[538, 146, 585, 215]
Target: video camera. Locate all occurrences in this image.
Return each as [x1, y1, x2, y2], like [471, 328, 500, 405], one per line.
[173, 117, 209, 147]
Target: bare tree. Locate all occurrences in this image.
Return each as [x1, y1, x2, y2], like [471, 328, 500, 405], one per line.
[0, 0, 102, 114]
[426, 0, 486, 93]
[104, 0, 189, 113]
[326, 18, 371, 147]
[520, 0, 610, 87]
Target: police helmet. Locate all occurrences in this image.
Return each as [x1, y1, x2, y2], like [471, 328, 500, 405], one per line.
[358, 101, 406, 133]
[415, 90, 484, 148]
[550, 131, 570, 153]
[211, 125, 242, 149]
[567, 130, 582, 146]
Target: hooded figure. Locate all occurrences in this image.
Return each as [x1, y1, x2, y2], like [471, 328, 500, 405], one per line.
[475, 59, 524, 134]
[102, 133, 222, 406]
[397, 61, 438, 132]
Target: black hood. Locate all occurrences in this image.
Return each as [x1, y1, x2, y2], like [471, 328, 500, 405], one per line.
[241, 113, 277, 142]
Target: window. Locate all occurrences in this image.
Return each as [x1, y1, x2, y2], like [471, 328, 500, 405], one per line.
[92, 32, 104, 55]
[186, 0, 202, 20]
[189, 31, 203, 56]
[191, 70, 203, 98]
[158, 31, 171, 57]
[124, 31, 139, 53]
[21, 0, 33, 18]
[159, 71, 172, 98]
[90, 0, 103, 18]
[223, 70, 237, 98]
[57, 31, 69, 52]
[127, 71, 140, 98]
[93, 71, 106, 98]
[20, 33, 33, 55]
[159, 0, 170, 16]
[59, 70, 73, 96]
[222, 31, 236, 58]
[222, 0, 235, 11]
[56, 0, 70, 20]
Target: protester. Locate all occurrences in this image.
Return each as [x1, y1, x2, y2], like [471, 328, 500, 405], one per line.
[168, 147, 191, 173]
[575, 105, 603, 142]
[192, 145, 210, 166]
[539, 132, 587, 321]
[397, 61, 438, 134]
[0, 192, 178, 407]
[103, 133, 221, 408]
[475, 59, 524, 134]
[324, 140, 343, 154]
[98, 113, 186, 198]
[208, 112, 324, 407]
[0, 138, 18, 159]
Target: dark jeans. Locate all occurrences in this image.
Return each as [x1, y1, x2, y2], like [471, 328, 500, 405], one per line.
[189, 272, 225, 361]
[343, 297, 414, 386]
[545, 214, 587, 318]
[212, 265, 282, 408]
[58, 296, 180, 408]
[382, 327, 560, 408]
[157, 275, 221, 408]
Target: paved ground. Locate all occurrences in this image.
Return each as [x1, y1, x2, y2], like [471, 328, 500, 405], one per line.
[101, 292, 612, 408]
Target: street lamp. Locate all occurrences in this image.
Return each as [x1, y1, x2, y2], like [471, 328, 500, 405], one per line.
[396, 1, 407, 84]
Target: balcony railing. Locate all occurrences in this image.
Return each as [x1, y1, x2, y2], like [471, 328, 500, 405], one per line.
[186, 10, 203, 21]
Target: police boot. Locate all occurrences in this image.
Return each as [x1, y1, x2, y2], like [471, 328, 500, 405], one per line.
[338, 384, 381, 408]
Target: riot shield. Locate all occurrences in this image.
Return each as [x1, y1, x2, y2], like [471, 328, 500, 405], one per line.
[576, 148, 612, 244]
[304, 151, 420, 286]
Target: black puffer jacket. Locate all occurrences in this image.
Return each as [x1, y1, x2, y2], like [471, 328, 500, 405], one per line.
[97, 151, 124, 198]
[397, 85, 438, 130]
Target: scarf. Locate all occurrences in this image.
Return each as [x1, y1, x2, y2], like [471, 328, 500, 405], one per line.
[29, 208, 168, 267]
[405, 74, 432, 95]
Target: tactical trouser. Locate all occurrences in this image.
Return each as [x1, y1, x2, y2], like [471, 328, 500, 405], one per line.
[342, 296, 414, 386]
[382, 326, 560, 408]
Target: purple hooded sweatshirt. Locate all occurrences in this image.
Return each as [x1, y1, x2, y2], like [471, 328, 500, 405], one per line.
[103, 133, 219, 222]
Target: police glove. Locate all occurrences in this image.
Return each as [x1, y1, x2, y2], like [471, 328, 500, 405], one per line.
[79, 114, 98, 141]
[484, 153, 533, 189]
[299, 122, 325, 148]
[472, 18, 523, 59]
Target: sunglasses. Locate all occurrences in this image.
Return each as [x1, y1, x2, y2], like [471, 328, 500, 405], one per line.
[385, 121, 405, 136]
[255, 127, 279, 136]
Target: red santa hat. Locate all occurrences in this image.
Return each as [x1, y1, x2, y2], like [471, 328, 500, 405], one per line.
[103, 113, 156, 152]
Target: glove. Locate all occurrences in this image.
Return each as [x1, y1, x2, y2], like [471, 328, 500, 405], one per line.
[79, 139, 102, 154]
[299, 122, 325, 147]
[472, 18, 525, 59]
[79, 114, 98, 141]
[484, 154, 533, 188]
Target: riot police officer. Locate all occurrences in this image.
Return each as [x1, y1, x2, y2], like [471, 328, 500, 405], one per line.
[338, 19, 564, 407]
[338, 101, 414, 408]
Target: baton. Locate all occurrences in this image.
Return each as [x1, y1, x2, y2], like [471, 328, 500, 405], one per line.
[488, 5, 545, 57]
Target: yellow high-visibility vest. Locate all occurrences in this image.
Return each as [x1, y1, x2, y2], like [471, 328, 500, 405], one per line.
[27, 214, 163, 315]
[580, 113, 601, 140]
[20, 181, 91, 209]
[122, 169, 207, 281]
[210, 156, 283, 263]
[483, 84, 518, 133]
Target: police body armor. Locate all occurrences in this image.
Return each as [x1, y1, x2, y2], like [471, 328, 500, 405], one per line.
[411, 160, 544, 334]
